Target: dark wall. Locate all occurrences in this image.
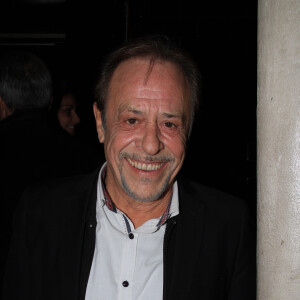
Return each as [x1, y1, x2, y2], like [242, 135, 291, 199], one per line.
[0, 0, 257, 214]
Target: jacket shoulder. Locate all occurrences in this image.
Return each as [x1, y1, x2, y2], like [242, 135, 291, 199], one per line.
[16, 169, 99, 223]
[177, 178, 250, 223]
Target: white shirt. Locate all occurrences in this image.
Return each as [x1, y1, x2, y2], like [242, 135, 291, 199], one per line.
[85, 163, 179, 300]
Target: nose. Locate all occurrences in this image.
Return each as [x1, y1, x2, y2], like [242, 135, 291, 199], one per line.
[141, 123, 164, 155]
[72, 111, 80, 125]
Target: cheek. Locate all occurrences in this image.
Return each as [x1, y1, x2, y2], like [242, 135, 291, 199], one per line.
[57, 112, 69, 125]
[104, 126, 137, 159]
[164, 135, 186, 161]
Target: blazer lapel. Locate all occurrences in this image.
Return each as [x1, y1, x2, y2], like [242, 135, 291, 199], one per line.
[164, 179, 206, 299]
[78, 169, 99, 300]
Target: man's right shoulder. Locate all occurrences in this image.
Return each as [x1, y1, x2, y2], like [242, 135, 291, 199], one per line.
[17, 169, 99, 220]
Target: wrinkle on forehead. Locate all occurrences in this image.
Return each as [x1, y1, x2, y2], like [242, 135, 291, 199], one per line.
[111, 58, 188, 96]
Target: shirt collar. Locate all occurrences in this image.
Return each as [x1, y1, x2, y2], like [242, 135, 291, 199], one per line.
[97, 162, 179, 228]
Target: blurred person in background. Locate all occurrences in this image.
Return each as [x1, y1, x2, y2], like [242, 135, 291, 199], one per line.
[0, 50, 53, 292]
[47, 75, 103, 177]
[50, 77, 81, 136]
[0, 51, 102, 294]
[57, 92, 80, 135]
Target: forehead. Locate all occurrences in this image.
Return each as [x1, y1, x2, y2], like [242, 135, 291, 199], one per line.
[107, 58, 190, 110]
[61, 93, 76, 106]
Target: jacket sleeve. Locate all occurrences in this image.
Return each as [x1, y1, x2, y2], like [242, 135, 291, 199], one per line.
[2, 190, 31, 300]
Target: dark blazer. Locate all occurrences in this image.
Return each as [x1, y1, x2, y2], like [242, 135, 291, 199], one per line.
[0, 110, 102, 297]
[3, 169, 256, 300]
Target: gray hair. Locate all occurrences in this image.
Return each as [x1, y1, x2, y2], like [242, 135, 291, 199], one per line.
[0, 51, 52, 111]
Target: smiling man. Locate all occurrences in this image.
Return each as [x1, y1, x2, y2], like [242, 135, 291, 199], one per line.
[94, 58, 188, 225]
[3, 36, 255, 300]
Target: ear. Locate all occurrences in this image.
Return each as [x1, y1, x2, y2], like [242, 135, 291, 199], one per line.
[93, 102, 105, 143]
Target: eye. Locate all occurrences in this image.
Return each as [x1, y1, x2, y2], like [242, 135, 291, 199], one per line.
[164, 122, 176, 128]
[127, 118, 137, 125]
[60, 107, 72, 114]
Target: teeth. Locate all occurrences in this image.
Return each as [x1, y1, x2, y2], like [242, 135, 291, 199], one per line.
[127, 158, 164, 171]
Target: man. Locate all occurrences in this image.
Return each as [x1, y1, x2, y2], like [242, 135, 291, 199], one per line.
[0, 51, 52, 122]
[3, 37, 255, 299]
[0, 51, 53, 291]
[0, 51, 100, 295]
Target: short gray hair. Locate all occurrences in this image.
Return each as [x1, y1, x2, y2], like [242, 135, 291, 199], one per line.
[0, 51, 52, 111]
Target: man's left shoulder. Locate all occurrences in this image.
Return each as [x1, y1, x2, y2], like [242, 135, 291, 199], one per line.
[177, 178, 251, 222]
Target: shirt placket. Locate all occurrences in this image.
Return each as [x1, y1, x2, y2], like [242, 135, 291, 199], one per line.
[118, 215, 137, 300]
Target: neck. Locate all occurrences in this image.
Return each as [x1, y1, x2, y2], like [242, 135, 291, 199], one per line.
[113, 193, 171, 228]
[105, 178, 172, 228]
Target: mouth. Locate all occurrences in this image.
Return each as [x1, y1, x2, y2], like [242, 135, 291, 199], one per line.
[127, 158, 165, 171]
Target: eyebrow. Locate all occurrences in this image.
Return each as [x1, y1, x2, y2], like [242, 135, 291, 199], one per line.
[127, 107, 144, 115]
[118, 105, 186, 122]
[60, 104, 75, 108]
[161, 112, 183, 119]
[116, 105, 144, 120]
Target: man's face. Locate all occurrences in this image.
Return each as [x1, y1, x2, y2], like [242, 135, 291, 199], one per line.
[94, 58, 190, 203]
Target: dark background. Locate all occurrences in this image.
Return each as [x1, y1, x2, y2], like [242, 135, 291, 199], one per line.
[0, 0, 257, 215]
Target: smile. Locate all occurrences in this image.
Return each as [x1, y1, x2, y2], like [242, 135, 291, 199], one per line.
[127, 158, 164, 171]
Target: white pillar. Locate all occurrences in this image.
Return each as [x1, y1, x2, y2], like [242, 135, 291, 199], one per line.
[257, 0, 300, 299]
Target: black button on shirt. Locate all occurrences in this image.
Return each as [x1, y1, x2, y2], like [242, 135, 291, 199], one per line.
[129, 233, 134, 239]
[122, 280, 129, 287]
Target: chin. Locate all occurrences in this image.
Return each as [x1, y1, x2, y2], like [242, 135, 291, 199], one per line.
[66, 128, 75, 135]
[121, 174, 172, 203]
